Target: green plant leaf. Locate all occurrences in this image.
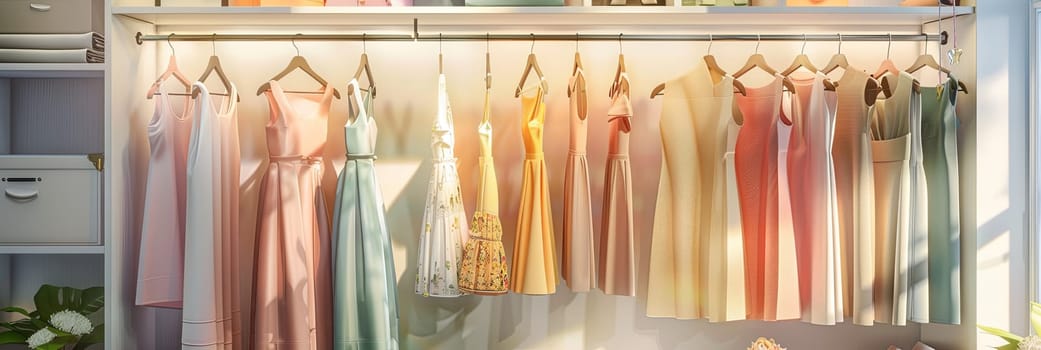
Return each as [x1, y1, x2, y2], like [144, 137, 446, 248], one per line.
[33, 285, 105, 321]
[6, 319, 40, 336]
[78, 287, 104, 316]
[1, 307, 31, 318]
[1030, 302, 1041, 336]
[996, 343, 1020, 350]
[0, 330, 27, 344]
[33, 285, 62, 321]
[979, 324, 1024, 343]
[73, 323, 103, 350]
[37, 341, 69, 350]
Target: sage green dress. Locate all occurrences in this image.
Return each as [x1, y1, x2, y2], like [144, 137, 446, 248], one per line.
[920, 77, 961, 325]
[332, 79, 400, 349]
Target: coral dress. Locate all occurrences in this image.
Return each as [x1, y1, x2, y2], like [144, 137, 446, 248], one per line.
[137, 84, 193, 308]
[331, 80, 399, 348]
[647, 61, 739, 321]
[415, 74, 470, 298]
[788, 72, 843, 325]
[833, 67, 877, 326]
[921, 77, 961, 324]
[561, 67, 596, 293]
[458, 83, 510, 295]
[182, 82, 241, 349]
[598, 73, 636, 297]
[511, 80, 558, 295]
[253, 81, 334, 350]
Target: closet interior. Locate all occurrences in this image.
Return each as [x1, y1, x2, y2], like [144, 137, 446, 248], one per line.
[0, 1, 979, 349]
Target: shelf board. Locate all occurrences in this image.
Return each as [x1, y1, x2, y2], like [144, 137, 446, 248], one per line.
[0, 245, 105, 255]
[0, 63, 105, 78]
[113, 5, 974, 27]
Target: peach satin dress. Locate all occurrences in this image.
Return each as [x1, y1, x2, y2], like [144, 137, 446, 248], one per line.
[562, 67, 596, 292]
[511, 81, 558, 295]
[598, 73, 636, 297]
[252, 81, 334, 350]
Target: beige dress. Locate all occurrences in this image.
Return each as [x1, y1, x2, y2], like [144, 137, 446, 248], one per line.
[647, 61, 739, 321]
[598, 73, 636, 297]
[562, 67, 596, 292]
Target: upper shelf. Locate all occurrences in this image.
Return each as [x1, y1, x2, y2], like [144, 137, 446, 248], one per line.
[0, 63, 105, 78]
[113, 6, 975, 27]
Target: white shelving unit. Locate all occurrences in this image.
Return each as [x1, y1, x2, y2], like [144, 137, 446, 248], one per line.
[0, 245, 105, 255]
[0, 63, 106, 78]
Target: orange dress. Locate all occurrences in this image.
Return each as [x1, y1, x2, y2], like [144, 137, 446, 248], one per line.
[252, 81, 333, 350]
[598, 73, 635, 296]
[511, 81, 558, 295]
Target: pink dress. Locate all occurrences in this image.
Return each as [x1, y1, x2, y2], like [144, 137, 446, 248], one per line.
[734, 74, 787, 320]
[181, 82, 241, 349]
[253, 81, 334, 350]
[136, 85, 193, 308]
[562, 67, 596, 292]
[598, 73, 635, 296]
[787, 72, 843, 325]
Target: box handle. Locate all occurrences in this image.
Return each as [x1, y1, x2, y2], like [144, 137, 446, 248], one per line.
[5, 188, 38, 201]
[29, 3, 51, 11]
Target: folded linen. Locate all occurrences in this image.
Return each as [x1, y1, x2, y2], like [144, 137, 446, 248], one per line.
[0, 49, 103, 63]
[0, 33, 104, 51]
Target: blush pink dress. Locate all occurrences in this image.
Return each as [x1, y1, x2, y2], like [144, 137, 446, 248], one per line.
[787, 72, 843, 325]
[598, 73, 635, 297]
[253, 81, 334, 350]
[137, 84, 193, 309]
[562, 67, 596, 293]
[182, 82, 241, 349]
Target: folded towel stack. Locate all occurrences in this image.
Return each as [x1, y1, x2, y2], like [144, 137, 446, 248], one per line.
[0, 33, 104, 63]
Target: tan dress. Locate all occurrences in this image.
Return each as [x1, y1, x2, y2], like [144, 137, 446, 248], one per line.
[833, 67, 877, 326]
[598, 73, 636, 297]
[647, 61, 739, 320]
[561, 67, 596, 292]
[511, 81, 557, 295]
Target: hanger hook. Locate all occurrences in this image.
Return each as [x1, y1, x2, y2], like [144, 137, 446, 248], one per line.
[211, 33, 216, 56]
[801, 33, 807, 55]
[576, 32, 580, 52]
[486, 33, 490, 54]
[362, 33, 367, 54]
[887, 33, 893, 60]
[707, 33, 713, 55]
[168, 33, 176, 56]
[439, 33, 443, 55]
[755, 33, 761, 54]
[530, 33, 535, 54]
[292, 34, 300, 56]
[618, 33, 623, 54]
[837, 33, 842, 54]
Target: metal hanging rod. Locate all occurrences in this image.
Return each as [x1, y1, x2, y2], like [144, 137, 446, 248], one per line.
[137, 32, 948, 45]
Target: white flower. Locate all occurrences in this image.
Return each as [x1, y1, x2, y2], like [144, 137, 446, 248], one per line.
[49, 309, 93, 335]
[26, 328, 56, 349]
[1021, 336, 1041, 350]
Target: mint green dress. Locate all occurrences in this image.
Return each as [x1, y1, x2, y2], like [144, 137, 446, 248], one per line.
[920, 77, 961, 325]
[332, 79, 400, 349]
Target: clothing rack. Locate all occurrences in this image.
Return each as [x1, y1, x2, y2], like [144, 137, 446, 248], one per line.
[135, 20, 949, 45]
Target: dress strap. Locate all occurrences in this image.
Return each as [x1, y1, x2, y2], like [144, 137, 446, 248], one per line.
[265, 80, 294, 126]
[346, 79, 368, 128]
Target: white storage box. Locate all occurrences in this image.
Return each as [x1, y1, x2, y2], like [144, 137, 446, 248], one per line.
[0, 155, 102, 245]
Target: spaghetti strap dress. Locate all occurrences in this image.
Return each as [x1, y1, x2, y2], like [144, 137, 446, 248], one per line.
[734, 74, 786, 320]
[137, 85, 193, 308]
[415, 73, 470, 298]
[788, 72, 843, 325]
[253, 81, 334, 350]
[833, 67, 877, 326]
[331, 80, 400, 349]
[870, 71, 915, 325]
[458, 82, 510, 295]
[511, 80, 558, 295]
[598, 73, 635, 297]
[562, 67, 596, 293]
[647, 61, 739, 320]
[921, 77, 961, 324]
[182, 82, 241, 349]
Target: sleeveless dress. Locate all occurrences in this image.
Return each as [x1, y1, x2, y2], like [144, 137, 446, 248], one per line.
[908, 76, 930, 324]
[415, 74, 470, 298]
[788, 72, 843, 325]
[774, 97, 801, 321]
[253, 81, 334, 350]
[137, 85, 193, 308]
[870, 72, 915, 325]
[598, 73, 635, 297]
[647, 61, 737, 320]
[511, 80, 557, 295]
[182, 82, 241, 349]
[562, 67, 596, 293]
[833, 67, 877, 326]
[734, 74, 785, 320]
[332, 80, 400, 349]
[722, 99, 747, 321]
[458, 81, 510, 295]
[921, 77, 961, 324]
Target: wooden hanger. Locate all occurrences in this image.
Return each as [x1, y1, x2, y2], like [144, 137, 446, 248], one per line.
[256, 35, 341, 98]
[821, 34, 848, 75]
[192, 36, 239, 101]
[704, 35, 746, 96]
[610, 34, 630, 98]
[349, 33, 377, 97]
[734, 35, 797, 93]
[147, 34, 191, 99]
[872, 34, 901, 79]
[486, 33, 493, 91]
[569, 36, 583, 98]
[780, 35, 836, 91]
[514, 34, 546, 98]
[905, 53, 969, 94]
